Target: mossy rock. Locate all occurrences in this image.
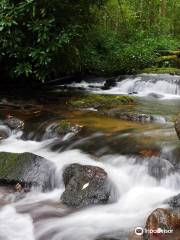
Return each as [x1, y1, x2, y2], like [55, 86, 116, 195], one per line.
[158, 50, 180, 56]
[42, 120, 82, 140]
[141, 67, 180, 75]
[0, 152, 56, 191]
[156, 55, 180, 68]
[70, 94, 134, 109]
[106, 109, 154, 122]
[57, 120, 75, 134]
[156, 55, 178, 62]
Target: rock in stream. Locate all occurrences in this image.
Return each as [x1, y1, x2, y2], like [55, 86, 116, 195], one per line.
[61, 163, 112, 208]
[3, 116, 24, 130]
[0, 152, 56, 191]
[106, 110, 154, 122]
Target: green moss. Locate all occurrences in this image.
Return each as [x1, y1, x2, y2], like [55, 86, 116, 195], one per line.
[0, 152, 19, 174]
[0, 152, 35, 183]
[70, 94, 134, 109]
[156, 55, 178, 62]
[57, 120, 71, 133]
[0, 152, 26, 182]
[0, 152, 48, 188]
[141, 67, 180, 75]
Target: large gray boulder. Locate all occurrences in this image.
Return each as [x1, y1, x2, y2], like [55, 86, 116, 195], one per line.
[3, 116, 24, 130]
[0, 152, 56, 191]
[61, 163, 112, 208]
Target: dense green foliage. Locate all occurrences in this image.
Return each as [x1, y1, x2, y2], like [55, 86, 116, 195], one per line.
[0, 0, 106, 81]
[0, 0, 180, 82]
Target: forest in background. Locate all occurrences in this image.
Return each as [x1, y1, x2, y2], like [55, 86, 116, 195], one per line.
[0, 0, 180, 83]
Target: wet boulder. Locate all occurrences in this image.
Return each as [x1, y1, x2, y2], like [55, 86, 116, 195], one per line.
[3, 116, 24, 130]
[106, 110, 154, 122]
[61, 163, 111, 208]
[147, 157, 174, 180]
[128, 91, 138, 95]
[145, 208, 180, 240]
[167, 193, 180, 210]
[175, 114, 180, 140]
[102, 77, 117, 90]
[0, 152, 56, 191]
[148, 93, 163, 99]
[0, 125, 11, 140]
[42, 120, 82, 140]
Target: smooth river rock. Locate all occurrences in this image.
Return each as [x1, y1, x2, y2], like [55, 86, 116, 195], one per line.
[3, 116, 24, 130]
[106, 110, 154, 122]
[0, 152, 56, 191]
[61, 163, 111, 208]
[167, 193, 180, 210]
[42, 121, 82, 140]
[147, 157, 174, 180]
[144, 208, 180, 240]
[0, 125, 11, 140]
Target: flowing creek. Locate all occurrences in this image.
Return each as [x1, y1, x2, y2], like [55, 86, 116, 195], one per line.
[0, 74, 180, 240]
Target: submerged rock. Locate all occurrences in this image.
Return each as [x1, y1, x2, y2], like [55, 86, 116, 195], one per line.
[106, 110, 154, 122]
[128, 91, 138, 95]
[147, 93, 163, 99]
[61, 163, 111, 208]
[3, 116, 24, 130]
[0, 152, 56, 191]
[175, 114, 180, 140]
[147, 157, 174, 180]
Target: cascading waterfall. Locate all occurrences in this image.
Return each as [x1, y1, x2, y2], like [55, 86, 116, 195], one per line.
[65, 74, 180, 98]
[99, 74, 180, 98]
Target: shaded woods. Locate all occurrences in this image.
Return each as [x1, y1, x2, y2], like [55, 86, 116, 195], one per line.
[0, 0, 180, 83]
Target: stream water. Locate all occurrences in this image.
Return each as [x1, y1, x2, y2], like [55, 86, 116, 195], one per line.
[0, 74, 180, 240]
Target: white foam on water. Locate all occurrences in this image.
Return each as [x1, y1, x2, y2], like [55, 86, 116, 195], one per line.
[67, 81, 105, 91]
[0, 206, 35, 240]
[94, 74, 180, 99]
